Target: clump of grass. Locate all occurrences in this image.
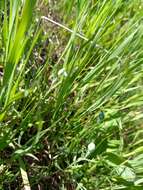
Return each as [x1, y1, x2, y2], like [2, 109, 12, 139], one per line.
[1, 0, 143, 189]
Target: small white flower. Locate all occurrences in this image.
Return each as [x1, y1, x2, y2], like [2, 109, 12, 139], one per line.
[0, 164, 5, 173]
[58, 68, 68, 77]
[36, 18, 39, 23]
[88, 142, 96, 152]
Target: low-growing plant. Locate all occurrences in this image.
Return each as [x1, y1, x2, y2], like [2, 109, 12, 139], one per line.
[1, 0, 143, 189]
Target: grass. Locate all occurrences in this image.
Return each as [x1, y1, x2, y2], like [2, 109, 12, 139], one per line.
[0, 0, 143, 189]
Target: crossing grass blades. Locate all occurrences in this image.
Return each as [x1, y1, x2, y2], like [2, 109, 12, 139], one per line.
[1, 0, 143, 189]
